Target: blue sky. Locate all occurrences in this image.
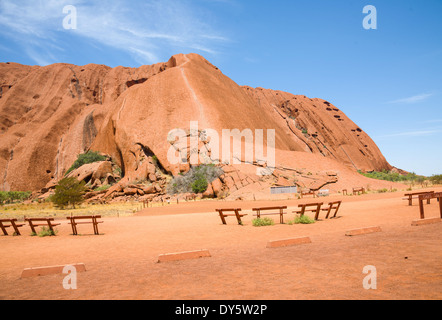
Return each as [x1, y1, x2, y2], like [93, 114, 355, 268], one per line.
[0, 0, 441, 176]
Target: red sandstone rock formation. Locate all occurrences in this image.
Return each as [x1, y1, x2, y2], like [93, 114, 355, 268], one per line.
[0, 53, 398, 197]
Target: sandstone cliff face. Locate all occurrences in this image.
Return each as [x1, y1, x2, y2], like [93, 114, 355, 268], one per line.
[0, 53, 393, 193]
[241, 87, 392, 173]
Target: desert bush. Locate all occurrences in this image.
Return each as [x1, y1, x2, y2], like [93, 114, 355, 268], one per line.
[36, 226, 58, 237]
[288, 215, 316, 225]
[191, 177, 209, 194]
[0, 191, 31, 205]
[66, 151, 107, 175]
[167, 164, 224, 195]
[252, 218, 275, 227]
[51, 177, 86, 209]
[430, 174, 442, 185]
[359, 170, 426, 183]
[95, 184, 111, 192]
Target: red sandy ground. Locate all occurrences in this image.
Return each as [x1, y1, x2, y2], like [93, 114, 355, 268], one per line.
[1, 189, 441, 300]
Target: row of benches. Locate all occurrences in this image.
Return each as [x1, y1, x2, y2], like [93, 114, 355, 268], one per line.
[402, 191, 439, 206]
[216, 201, 342, 225]
[0, 216, 103, 236]
[342, 187, 365, 196]
[415, 192, 442, 220]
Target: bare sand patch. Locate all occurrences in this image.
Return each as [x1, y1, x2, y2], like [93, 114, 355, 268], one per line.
[1, 188, 441, 300]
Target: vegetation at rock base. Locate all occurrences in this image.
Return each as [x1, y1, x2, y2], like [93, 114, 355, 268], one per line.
[358, 170, 426, 183]
[0, 191, 31, 205]
[50, 177, 86, 209]
[167, 164, 224, 195]
[65, 151, 107, 175]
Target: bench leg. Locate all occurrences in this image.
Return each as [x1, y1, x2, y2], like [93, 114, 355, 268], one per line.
[28, 222, 36, 234]
[314, 206, 321, 221]
[0, 222, 8, 236]
[419, 199, 425, 220]
[439, 197, 442, 219]
[325, 207, 332, 219]
[93, 217, 99, 235]
[218, 213, 227, 225]
[333, 203, 341, 218]
[68, 219, 78, 235]
[234, 210, 243, 225]
[300, 208, 306, 217]
[47, 222, 56, 233]
[11, 221, 21, 236]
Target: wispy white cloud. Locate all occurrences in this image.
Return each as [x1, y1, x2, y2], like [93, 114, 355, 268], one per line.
[388, 93, 434, 104]
[377, 129, 442, 139]
[0, 0, 230, 66]
[422, 119, 442, 124]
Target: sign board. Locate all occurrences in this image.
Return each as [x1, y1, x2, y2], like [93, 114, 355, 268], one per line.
[270, 186, 298, 195]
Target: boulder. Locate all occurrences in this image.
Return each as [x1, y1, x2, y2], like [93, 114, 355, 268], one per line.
[123, 188, 138, 196]
[211, 178, 223, 198]
[202, 183, 214, 198]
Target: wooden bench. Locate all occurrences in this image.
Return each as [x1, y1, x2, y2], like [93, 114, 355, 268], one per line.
[0, 219, 25, 236]
[301, 191, 316, 199]
[25, 218, 60, 234]
[216, 209, 246, 225]
[293, 202, 324, 221]
[418, 192, 442, 220]
[253, 206, 288, 224]
[67, 215, 103, 235]
[403, 191, 434, 206]
[353, 187, 365, 195]
[322, 201, 342, 219]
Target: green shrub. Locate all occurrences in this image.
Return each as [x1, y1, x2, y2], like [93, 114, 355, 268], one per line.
[66, 151, 107, 175]
[252, 218, 275, 227]
[289, 215, 316, 225]
[37, 226, 58, 237]
[51, 177, 86, 209]
[191, 177, 208, 194]
[95, 184, 111, 192]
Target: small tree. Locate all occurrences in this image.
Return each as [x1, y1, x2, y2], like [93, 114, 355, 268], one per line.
[51, 177, 86, 209]
[0, 192, 6, 205]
